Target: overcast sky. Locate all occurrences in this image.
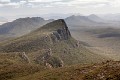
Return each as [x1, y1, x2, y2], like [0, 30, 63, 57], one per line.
[0, 0, 120, 17]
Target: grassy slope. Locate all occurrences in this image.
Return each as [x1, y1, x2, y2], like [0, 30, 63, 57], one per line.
[0, 53, 46, 80]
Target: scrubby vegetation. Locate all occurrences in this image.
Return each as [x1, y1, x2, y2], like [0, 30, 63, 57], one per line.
[0, 19, 107, 66]
[0, 19, 110, 80]
[11, 61, 120, 80]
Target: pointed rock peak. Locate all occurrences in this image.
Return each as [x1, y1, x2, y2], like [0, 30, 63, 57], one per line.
[40, 19, 67, 30]
[36, 19, 71, 40]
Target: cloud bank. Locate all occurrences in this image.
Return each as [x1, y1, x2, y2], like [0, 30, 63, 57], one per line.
[0, 0, 119, 8]
[0, 0, 120, 17]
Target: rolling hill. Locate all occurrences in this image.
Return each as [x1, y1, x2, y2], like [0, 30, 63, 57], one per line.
[88, 14, 104, 22]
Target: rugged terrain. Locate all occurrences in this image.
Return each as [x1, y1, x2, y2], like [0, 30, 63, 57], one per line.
[0, 19, 108, 80]
[0, 15, 119, 80]
[14, 60, 120, 80]
[0, 19, 106, 65]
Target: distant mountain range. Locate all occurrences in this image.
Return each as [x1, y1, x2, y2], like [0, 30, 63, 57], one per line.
[0, 17, 54, 37]
[65, 15, 108, 29]
[87, 14, 104, 22]
[3, 13, 120, 22]
[65, 15, 95, 27]
[0, 15, 118, 80]
[0, 14, 120, 39]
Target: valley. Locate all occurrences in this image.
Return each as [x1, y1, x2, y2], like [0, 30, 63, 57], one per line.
[70, 28, 120, 60]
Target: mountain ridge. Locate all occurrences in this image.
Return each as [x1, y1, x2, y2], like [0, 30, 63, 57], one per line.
[0, 17, 54, 37]
[65, 15, 104, 28]
[88, 14, 104, 22]
[0, 19, 107, 66]
[0, 19, 109, 80]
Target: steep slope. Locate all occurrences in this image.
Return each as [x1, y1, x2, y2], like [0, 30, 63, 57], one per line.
[0, 17, 54, 37]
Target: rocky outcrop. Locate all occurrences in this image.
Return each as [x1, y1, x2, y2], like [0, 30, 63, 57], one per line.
[38, 19, 71, 43]
[18, 52, 30, 63]
[52, 26, 71, 40]
[45, 19, 71, 43]
[35, 49, 64, 68]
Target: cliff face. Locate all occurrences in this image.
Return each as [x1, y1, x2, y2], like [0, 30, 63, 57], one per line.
[48, 19, 71, 41]
[54, 20, 71, 40]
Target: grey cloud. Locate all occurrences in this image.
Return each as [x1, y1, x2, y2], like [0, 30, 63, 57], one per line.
[0, 0, 10, 4]
[79, 2, 110, 6]
[0, 0, 120, 18]
[10, 0, 27, 2]
[61, 0, 73, 2]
